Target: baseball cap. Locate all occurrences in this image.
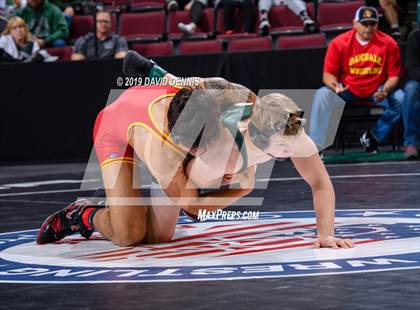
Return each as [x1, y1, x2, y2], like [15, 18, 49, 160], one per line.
[354, 6, 379, 23]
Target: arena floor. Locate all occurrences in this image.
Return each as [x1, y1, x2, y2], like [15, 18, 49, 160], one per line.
[0, 160, 419, 310]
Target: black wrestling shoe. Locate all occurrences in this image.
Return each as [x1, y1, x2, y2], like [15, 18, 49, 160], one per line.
[36, 199, 97, 244]
[360, 130, 379, 154]
[122, 50, 154, 77]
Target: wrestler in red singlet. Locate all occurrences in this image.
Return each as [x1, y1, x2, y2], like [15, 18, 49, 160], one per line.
[93, 84, 185, 169]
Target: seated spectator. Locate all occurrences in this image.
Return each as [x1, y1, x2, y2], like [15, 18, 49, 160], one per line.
[0, 16, 57, 62]
[216, 0, 256, 35]
[170, 0, 208, 35]
[2, 0, 27, 17]
[14, 0, 69, 48]
[71, 11, 127, 61]
[258, 0, 316, 36]
[50, 0, 84, 26]
[309, 6, 404, 154]
[402, 29, 420, 159]
[366, 0, 401, 39]
[379, 0, 400, 39]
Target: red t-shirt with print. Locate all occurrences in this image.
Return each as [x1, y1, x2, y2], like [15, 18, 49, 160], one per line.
[323, 29, 401, 98]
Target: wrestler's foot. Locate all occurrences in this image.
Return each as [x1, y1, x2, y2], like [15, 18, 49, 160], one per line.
[37, 199, 100, 244]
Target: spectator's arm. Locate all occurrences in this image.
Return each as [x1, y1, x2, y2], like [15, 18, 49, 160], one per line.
[45, 6, 69, 45]
[114, 36, 128, 59]
[71, 36, 86, 61]
[383, 76, 399, 94]
[322, 72, 339, 90]
[322, 38, 342, 90]
[71, 53, 85, 60]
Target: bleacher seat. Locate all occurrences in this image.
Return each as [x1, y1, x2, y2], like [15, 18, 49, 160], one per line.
[178, 39, 223, 55]
[45, 47, 73, 61]
[130, 0, 165, 12]
[119, 12, 165, 42]
[216, 9, 258, 40]
[69, 14, 117, 44]
[318, 1, 364, 33]
[167, 8, 215, 40]
[131, 41, 173, 57]
[100, 0, 129, 11]
[268, 3, 314, 35]
[276, 33, 326, 49]
[228, 36, 272, 52]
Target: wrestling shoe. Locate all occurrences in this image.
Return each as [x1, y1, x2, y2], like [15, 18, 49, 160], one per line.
[36, 199, 99, 244]
[360, 130, 379, 154]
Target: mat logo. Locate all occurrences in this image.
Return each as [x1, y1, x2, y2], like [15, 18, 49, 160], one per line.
[0, 209, 419, 283]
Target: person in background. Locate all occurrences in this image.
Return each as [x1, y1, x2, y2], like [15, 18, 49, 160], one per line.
[309, 6, 403, 154]
[0, 16, 56, 62]
[215, 0, 256, 35]
[14, 0, 68, 47]
[71, 10, 127, 60]
[258, 0, 316, 36]
[169, 0, 209, 35]
[402, 29, 420, 159]
[379, 0, 401, 39]
[50, 0, 83, 27]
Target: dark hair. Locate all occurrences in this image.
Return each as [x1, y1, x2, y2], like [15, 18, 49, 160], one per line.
[96, 10, 112, 19]
[168, 88, 221, 149]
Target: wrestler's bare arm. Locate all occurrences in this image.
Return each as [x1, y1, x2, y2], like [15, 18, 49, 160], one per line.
[291, 153, 354, 249]
[135, 130, 253, 213]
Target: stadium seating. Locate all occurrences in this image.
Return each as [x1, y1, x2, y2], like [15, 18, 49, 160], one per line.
[276, 33, 326, 49]
[132, 41, 174, 57]
[318, 0, 364, 33]
[167, 8, 215, 40]
[178, 39, 223, 55]
[268, 3, 314, 35]
[216, 9, 258, 40]
[228, 36, 272, 52]
[45, 47, 73, 61]
[130, 0, 165, 12]
[119, 12, 165, 42]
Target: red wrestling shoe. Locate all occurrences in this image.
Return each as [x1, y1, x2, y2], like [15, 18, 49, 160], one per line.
[36, 199, 100, 244]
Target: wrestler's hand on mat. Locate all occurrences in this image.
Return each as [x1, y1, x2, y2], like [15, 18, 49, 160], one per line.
[313, 236, 354, 249]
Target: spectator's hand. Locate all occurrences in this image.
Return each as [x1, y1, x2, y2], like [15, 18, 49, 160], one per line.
[373, 88, 388, 102]
[332, 82, 348, 94]
[314, 236, 354, 249]
[184, 1, 193, 11]
[35, 38, 45, 48]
